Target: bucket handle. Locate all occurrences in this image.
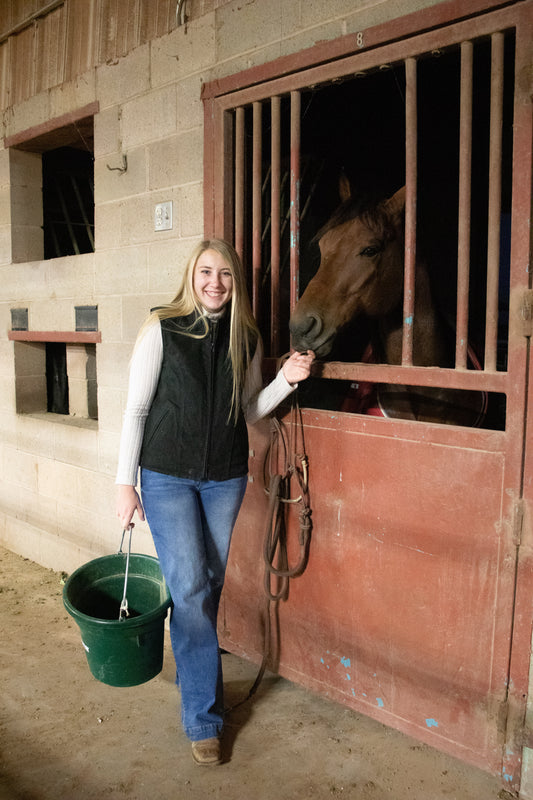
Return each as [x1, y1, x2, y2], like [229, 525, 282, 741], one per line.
[118, 526, 133, 621]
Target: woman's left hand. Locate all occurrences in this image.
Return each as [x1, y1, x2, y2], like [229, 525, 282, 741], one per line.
[282, 350, 316, 386]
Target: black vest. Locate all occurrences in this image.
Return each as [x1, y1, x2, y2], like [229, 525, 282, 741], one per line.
[140, 311, 249, 481]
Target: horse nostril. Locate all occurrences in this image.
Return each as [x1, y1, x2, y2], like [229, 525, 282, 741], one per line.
[290, 312, 323, 339]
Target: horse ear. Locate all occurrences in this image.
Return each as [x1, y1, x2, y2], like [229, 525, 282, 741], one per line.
[339, 173, 352, 203]
[385, 185, 406, 218]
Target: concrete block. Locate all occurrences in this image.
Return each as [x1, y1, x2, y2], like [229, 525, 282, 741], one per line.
[37, 458, 79, 505]
[0, 410, 17, 447]
[122, 294, 168, 341]
[178, 183, 203, 238]
[118, 195, 153, 245]
[207, 40, 281, 83]
[150, 15, 216, 88]
[17, 484, 58, 533]
[94, 145, 147, 204]
[94, 201, 122, 251]
[96, 386, 123, 433]
[67, 343, 97, 419]
[38, 529, 82, 573]
[48, 69, 97, 120]
[0, 379, 15, 413]
[148, 129, 203, 190]
[147, 236, 194, 294]
[94, 105, 121, 158]
[118, 190, 181, 247]
[76, 469, 115, 518]
[10, 186, 42, 227]
[0, 226, 12, 265]
[0, 149, 9, 185]
[121, 86, 177, 150]
[176, 75, 204, 132]
[0, 185, 11, 222]
[56, 500, 91, 544]
[30, 299, 77, 332]
[66, 344, 93, 379]
[97, 429, 121, 477]
[9, 262, 47, 300]
[9, 149, 42, 187]
[0, 339, 14, 378]
[96, 43, 151, 110]
[0, 474, 22, 520]
[15, 375, 47, 414]
[280, 0, 302, 39]
[96, 295, 123, 342]
[4, 91, 50, 142]
[11, 225, 44, 263]
[52, 422, 98, 471]
[95, 246, 148, 295]
[96, 342, 134, 389]
[215, 0, 282, 62]
[14, 341, 46, 378]
[3, 445, 39, 492]
[16, 414, 55, 460]
[68, 375, 91, 418]
[44, 252, 96, 299]
[2, 515, 47, 565]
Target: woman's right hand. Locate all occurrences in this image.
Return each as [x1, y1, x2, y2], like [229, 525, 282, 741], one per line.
[116, 484, 145, 530]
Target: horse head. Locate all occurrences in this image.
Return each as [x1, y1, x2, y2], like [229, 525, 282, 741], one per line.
[290, 184, 406, 358]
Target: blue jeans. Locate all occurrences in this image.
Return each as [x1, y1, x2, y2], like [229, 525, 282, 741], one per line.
[140, 468, 247, 742]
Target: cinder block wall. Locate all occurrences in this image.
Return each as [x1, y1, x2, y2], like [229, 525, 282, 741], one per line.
[0, 0, 442, 572]
[6, 1, 533, 793]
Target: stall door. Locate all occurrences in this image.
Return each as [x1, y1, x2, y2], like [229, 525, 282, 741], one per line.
[203, 1, 533, 791]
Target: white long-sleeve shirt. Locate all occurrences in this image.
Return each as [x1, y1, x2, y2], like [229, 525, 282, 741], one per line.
[115, 319, 295, 486]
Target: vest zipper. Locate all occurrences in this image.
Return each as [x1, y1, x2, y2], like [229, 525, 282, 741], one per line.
[203, 319, 218, 478]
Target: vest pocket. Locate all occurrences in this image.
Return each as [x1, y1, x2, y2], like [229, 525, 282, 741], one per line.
[143, 404, 172, 450]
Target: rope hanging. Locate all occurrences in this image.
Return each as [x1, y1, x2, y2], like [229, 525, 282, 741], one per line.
[226, 393, 312, 711]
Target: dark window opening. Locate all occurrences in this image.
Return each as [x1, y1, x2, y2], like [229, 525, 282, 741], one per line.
[43, 146, 95, 259]
[46, 342, 69, 414]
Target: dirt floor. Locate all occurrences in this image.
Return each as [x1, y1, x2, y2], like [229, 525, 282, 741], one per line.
[0, 545, 515, 800]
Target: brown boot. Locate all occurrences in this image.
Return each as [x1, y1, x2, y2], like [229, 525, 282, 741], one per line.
[191, 737, 222, 766]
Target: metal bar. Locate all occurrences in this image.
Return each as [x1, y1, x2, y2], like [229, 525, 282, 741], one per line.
[53, 176, 79, 255]
[70, 174, 94, 249]
[234, 106, 245, 258]
[456, 40, 473, 370]
[290, 90, 301, 311]
[252, 102, 262, 321]
[402, 56, 417, 366]
[314, 360, 507, 394]
[271, 95, 281, 356]
[485, 31, 504, 372]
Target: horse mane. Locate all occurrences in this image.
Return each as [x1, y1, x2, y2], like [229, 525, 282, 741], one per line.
[314, 191, 398, 244]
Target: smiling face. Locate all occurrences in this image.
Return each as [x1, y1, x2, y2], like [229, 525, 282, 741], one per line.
[193, 248, 234, 313]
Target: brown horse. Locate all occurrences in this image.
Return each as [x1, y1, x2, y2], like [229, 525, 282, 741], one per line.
[289, 182, 487, 426]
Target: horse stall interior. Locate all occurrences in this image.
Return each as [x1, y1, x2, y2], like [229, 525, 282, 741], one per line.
[203, 0, 533, 792]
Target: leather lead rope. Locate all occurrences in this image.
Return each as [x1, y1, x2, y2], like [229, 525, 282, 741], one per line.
[225, 393, 312, 713]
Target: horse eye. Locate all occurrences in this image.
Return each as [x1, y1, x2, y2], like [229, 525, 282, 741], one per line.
[360, 245, 382, 257]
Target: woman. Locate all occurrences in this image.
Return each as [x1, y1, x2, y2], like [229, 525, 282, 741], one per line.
[116, 239, 314, 765]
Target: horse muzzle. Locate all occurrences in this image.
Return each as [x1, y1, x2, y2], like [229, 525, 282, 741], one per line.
[289, 311, 336, 358]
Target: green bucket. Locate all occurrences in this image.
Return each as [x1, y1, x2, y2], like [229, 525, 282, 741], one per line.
[63, 553, 171, 687]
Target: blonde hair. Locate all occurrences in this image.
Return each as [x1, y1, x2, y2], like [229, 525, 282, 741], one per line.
[137, 239, 260, 422]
